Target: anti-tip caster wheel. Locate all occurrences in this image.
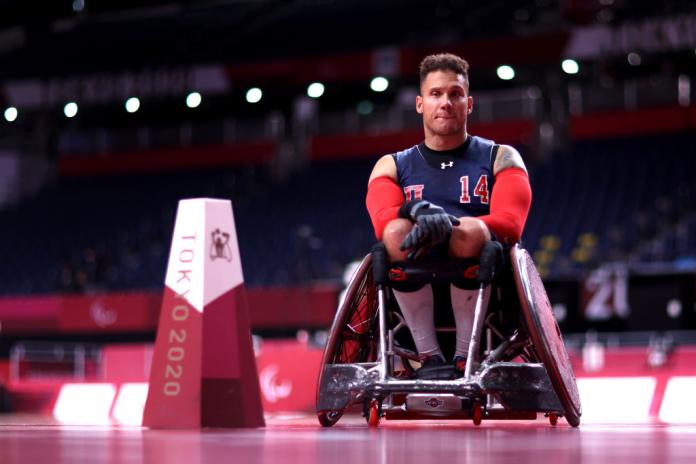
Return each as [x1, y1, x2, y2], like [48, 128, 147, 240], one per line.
[472, 403, 483, 426]
[366, 399, 382, 427]
[548, 412, 559, 426]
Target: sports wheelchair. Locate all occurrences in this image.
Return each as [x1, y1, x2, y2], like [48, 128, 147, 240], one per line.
[316, 242, 581, 427]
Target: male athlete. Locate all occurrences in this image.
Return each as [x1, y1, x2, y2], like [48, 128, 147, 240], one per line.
[365, 53, 532, 379]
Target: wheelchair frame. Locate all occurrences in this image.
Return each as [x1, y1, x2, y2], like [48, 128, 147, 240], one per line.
[316, 243, 581, 428]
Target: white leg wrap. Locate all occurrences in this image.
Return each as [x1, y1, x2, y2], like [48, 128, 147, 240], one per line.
[451, 285, 489, 358]
[392, 285, 443, 359]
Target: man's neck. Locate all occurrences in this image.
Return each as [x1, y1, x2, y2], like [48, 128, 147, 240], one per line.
[423, 132, 469, 151]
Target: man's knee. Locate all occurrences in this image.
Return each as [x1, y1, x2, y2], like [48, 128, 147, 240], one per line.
[449, 218, 491, 258]
[383, 218, 412, 261]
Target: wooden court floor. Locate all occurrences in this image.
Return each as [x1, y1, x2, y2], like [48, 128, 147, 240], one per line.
[1, 413, 695, 464]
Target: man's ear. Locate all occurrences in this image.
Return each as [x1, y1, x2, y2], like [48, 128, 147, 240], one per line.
[467, 95, 473, 115]
[416, 95, 423, 114]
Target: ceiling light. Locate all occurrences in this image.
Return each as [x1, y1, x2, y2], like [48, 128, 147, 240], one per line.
[496, 65, 515, 81]
[562, 59, 579, 74]
[370, 77, 389, 92]
[64, 102, 78, 118]
[186, 92, 202, 108]
[4, 107, 18, 122]
[307, 82, 325, 98]
[125, 97, 140, 113]
[246, 88, 262, 103]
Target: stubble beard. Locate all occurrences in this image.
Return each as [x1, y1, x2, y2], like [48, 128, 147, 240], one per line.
[426, 118, 465, 137]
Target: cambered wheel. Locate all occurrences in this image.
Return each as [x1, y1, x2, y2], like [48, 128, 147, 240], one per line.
[472, 403, 483, 426]
[511, 245, 582, 428]
[316, 254, 379, 427]
[548, 412, 559, 426]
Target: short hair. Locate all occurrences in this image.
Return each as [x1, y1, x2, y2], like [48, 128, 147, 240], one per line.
[419, 53, 470, 87]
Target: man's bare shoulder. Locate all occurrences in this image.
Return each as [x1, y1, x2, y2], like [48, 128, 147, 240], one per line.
[493, 144, 527, 175]
[368, 154, 397, 183]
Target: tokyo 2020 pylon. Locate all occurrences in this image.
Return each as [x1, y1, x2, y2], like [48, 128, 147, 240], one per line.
[142, 198, 265, 428]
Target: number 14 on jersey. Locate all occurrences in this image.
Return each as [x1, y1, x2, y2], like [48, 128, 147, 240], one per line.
[460, 175, 489, 204]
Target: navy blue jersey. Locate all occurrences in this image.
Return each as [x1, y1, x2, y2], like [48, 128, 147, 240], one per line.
[393, 136, 497, 218]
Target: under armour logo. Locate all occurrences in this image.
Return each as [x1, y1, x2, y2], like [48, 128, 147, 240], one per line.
[441, 161, 454, 169]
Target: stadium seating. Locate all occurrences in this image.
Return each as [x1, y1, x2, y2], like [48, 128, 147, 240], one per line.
[0, 133, 694, 296]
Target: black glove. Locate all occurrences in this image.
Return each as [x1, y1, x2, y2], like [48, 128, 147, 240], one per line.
[398, 200, 460, 258]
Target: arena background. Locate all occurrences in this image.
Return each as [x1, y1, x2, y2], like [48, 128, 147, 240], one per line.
[1, 1, 696, 461]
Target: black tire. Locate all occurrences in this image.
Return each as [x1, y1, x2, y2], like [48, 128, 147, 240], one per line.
[316, 254, 379, 427]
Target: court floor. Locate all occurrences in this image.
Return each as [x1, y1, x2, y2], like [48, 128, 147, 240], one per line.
[1, 413, 695, 464]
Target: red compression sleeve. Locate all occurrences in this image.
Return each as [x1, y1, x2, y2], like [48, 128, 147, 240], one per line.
[366, 176, 404, 240]
[478, 167, 532, 245]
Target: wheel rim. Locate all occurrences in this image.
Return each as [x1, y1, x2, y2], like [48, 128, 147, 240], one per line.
[325, 256, 378, 366]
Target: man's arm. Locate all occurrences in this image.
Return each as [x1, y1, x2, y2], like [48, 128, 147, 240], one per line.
[477, 144, 532, 244]
[366, 155, 403, 240]
[368, 154, 398, 182]
[493, 144, 528, 175]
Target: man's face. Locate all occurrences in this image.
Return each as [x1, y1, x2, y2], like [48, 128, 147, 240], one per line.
[416, 70, 472, 137]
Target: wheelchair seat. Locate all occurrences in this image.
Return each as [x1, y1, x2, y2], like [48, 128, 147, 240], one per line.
[316, 242, 581, 428]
